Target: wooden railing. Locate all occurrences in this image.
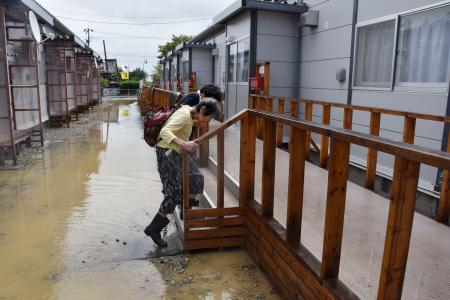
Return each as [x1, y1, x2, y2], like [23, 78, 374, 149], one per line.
[250, 94, 450, 225]
[182, 108, 450, 299]
[137, 87, 183, 114]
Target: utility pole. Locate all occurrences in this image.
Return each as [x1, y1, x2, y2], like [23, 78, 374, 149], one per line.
[142, 59, 147, 80]
[103, 40, 109, 80]
[84, 27, 93, 46]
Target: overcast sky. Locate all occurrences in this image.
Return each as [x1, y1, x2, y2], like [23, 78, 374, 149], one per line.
[38, 0, 236, 73]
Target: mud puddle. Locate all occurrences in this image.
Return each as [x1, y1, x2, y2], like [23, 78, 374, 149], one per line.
[0, 101, 278, 299]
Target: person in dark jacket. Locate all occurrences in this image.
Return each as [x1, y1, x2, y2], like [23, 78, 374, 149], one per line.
[181, 84, 224, 122]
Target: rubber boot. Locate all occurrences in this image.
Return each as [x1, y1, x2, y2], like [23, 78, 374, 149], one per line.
[144, 213, 170, 247]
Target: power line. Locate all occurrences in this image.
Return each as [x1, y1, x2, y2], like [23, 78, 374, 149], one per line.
[55, 15, 212, 25]
[48, 7, 214, 20]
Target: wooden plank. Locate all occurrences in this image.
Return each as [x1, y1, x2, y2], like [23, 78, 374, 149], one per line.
[217, 131, 224, 208]
[377, 157, 420, 300]
[185, 237, 243, 251]
[239, 114, 257, 207]
[198, 123, 209, 167]
[304, 102, 313, 158]
[320, 104, 331, 168]
[186, 226, 244, 240]
[185, 216, 245, 229]
[197, 109, 247, 143]
[245, 234, 294, 299]
[321, 138, 350, 281]
[365, 111, 381, 190]
[437, 168, 450, 224]
[403, 116, 416, 144]
[286, 127, 307, 247]
[438, 131, 450, 224]
[186, 207, 245, 219]
[257, 96, 264, 139]
[182, 152, 190, 244]
[262, 119, 277, 217]
[277, 97, 284, 147]
[246, 226, 300, 299]
[343, 108, 353, 130]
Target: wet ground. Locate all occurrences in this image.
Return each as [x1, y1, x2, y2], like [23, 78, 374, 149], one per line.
[0, 101, 278, 299]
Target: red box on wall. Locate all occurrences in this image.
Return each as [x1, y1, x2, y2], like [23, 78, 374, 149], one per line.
[250, 76, 264, 90]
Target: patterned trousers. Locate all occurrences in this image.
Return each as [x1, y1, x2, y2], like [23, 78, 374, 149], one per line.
[156, 147, 204, 214]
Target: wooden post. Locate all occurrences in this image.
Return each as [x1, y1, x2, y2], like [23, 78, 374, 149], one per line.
[263, 62, 270, 96]
[217, 131, 225, 209]
[437, 131, 450, 224]
[286, 127, 307, 246]
[257, 96, 264, 140]
[198, 123, 209, 167]
[304, 102, 313, 159]
[365, 111, 381, 190]
[182, 152, 190, 245]
[276, 97, 284, 147]
[261, 119, 277, 218]
[320, 104, 331, 168]
[402, 116, 416, 144]
[289, 100, 298, 152]
[239, 114, 257, 207]
[377, 157, 420, 300]
[321, 138, 350, 281]
[343, 107, 353, 130]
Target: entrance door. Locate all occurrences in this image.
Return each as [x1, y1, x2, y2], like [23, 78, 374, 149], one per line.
[226, 39, 249, 119]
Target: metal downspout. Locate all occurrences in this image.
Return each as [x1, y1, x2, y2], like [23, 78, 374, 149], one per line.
[347, 0, 359, 105]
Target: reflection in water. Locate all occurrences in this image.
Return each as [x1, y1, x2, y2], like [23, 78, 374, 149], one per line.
[0, 102, 278, 299]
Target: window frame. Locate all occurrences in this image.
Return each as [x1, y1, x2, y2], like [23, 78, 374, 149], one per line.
[352, 14, 399, 91]
[394, 4, 450, 93]
[352, 0, 450, 93]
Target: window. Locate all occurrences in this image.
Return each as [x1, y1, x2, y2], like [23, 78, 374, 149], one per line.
[228, 43, 236, 82]
[354, 19, 396, 88]
[237, 39, 249, 82]
[396, 6, 450, 88]
[354, 4, 450, 91]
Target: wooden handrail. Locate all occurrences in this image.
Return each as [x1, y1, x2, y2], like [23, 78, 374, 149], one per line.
[251, 109, 450, 170]
[195, 109, 248, 144]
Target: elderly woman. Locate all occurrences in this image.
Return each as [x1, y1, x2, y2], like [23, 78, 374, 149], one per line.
[145, 98, 221, 247]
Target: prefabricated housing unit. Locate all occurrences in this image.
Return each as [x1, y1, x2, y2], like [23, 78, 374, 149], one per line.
[159, 0, 450, 209]
[0, 0, 102, 166]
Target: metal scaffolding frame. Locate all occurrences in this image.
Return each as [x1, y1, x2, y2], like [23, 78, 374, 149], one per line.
[89, 60, 100, 107]
[45, 41, 78, 127]
[0, 6, 43, 167]
[76, 53, 90, 112]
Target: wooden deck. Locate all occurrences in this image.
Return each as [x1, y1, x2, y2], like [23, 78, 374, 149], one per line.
[180, 109, 450, 299]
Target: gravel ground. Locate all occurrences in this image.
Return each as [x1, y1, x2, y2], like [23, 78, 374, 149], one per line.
[10, 102, 119, 170]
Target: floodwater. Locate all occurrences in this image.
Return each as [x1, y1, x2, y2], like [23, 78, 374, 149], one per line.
[0, 102, 278, 299]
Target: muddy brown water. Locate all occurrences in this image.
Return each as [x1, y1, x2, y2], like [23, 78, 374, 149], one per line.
[0, 102, 278, 299]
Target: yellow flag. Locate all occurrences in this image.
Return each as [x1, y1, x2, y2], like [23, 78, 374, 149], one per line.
[120, 71, 129, 80]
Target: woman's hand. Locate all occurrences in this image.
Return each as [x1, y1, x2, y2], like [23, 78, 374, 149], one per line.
[182, 141, 199, 153]
[173, 138, 198, 153]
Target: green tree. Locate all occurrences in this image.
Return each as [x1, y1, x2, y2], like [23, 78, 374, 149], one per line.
[157, 34, 192, 58]
[150, 64, 162, 87]
[129, 67, 148, 81]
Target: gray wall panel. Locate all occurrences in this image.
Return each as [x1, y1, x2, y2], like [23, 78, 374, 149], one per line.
[358, 0, 445, 22]
[256, 35, 297, 62]
[300, 58, 350, 90]
[226, 11, 250, 39]
[257, 11, 297, 36]
[301, 25, 352, 62]
[302, 0, 354, 36]
[269, 62, 297, 88]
